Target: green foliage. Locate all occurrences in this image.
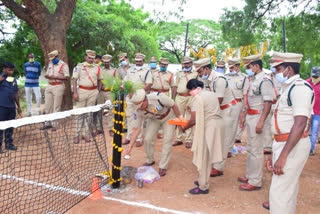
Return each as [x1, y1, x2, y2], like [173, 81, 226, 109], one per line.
[102, 76, 142, 101]
[158, 19, 226, 63]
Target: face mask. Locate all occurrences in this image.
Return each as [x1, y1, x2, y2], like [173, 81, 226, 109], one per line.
[160, 66, 167, 72]
[312, 77, 320, 84]
[52, 58, 59, 65]
[229, 71, 237, 75]
[216, 67, 224, 74]
[150, 63, 157, 69]
[135, 65, 142, 70]
[98, 62, 102, 66]
[275, 72, 288, 83]
[201, 73, 209, 80]
[245, 69, 254, 76]
[190, 87, 202, 97]
[121, 60, 128, 66]
[29, 58, 34, 63]
[270, 67, 276, 73]
[183, 67, 192, 72]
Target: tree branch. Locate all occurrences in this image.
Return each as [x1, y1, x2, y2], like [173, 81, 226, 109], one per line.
[54, 0, 76, 29]
[1, 0, 28, 21]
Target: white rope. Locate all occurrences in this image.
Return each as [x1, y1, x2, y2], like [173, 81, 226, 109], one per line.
[0, 101, 113, 129]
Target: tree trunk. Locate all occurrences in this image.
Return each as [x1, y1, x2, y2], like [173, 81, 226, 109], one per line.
[2, 0, 76, 110]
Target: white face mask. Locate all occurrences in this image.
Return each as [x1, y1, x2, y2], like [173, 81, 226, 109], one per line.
[275, 67, 289, 83]
[135, 65, 142, 70]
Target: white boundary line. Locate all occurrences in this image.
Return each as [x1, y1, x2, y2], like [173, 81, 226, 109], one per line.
[0, 174, 195, 214]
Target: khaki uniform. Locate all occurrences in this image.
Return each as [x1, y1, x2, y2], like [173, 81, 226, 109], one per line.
[191, 90, 224, 190]
[73, 62, 103, 136]
[207, 71, 236, 171]
[124, 66, 152, 141]
[45, 60, 69, 126]
[173, 69, 198, 143]
[134, 93, 176, 169]
[150, 69, 174, 96]
[96, 66, 117, 131]
[269, 75, 313, 214]
[226, 72, 247, 151]
[244, 71, 275, 187]
[117, 65, 132, 80]
[263, 72, 282, 152]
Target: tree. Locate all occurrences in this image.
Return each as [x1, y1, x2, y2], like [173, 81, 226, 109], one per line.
[158, 19, 227, 63]
[1, 0, 76, 110]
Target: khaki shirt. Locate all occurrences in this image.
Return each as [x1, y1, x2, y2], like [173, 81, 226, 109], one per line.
[135, 92, 175, 126]
[173, 69, 198, 94]
[209, 71, 235, 106]
[270, 73, 281, 97]
[117, 64, 134, 80]
[46, 60, 69, 84]
[101, 66, 116, 78]
[245, 71, 275, 111]
[73, 62, 103, 87]
[226, 72, 247, 99]
[151, 69, 174, 90]
[124, 66, 152, 85]
[271, 75, 314, 135]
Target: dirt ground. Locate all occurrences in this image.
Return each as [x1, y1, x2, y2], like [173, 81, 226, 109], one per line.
[67, 128, 320, 214]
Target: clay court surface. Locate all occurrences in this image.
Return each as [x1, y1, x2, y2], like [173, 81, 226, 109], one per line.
[67, 129, 320, 214]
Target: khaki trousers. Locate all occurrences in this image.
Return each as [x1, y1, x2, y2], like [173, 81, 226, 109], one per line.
[74, 88, 98, 136]
[228, 102, 242, 152]
[235, 122, 245, 141]
[245, 113, 271, 187]
[44, 84, 65, 127]
[126, 100, 144, 142]
[96, 91, 113, 130]
[213, 106, 234, 171]
[263, 113, 273, 152]
[175, 95, 192, 142]
[198, 142, 212, 191]
[269, 138, 310, 214]
[144, 111, 175, 169]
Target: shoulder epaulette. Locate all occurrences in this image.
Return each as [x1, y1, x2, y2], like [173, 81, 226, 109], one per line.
[287, 79, 314, 106]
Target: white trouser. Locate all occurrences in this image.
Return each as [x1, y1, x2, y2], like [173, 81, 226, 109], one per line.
[25, 87, 41, 114]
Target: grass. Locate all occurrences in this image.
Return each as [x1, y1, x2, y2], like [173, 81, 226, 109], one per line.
[18, 80, 48, 88]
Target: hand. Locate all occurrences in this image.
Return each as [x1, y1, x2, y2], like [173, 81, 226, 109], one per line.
[255, 120, 264, 134]
[49, 75, 55, 79]
[0, 75, 4, 82]
[17, 107, 22, 117]
[178, 126, 184, 133]
[266, 156, 273, 172]
[73, 93, 79, 101]
[239, 112, 246, 129]
[123, 147, 132, 157]
[44, 74, 49, 79]
[273, 155, 286, 175]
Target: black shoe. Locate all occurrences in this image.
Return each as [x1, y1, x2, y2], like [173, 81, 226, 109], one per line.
[189, 187, 209, 195]
[309, 150, 315, 156]
[6, 144, 17, 151]
[194, 181, 199, 186]
[40, 125, 53, 130]
[122, 128, 127, 133]
[235, 140, 241, 144]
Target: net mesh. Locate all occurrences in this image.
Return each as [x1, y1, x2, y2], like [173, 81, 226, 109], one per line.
[0, 105, 110, 213]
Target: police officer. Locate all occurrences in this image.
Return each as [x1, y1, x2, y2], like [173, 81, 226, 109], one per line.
[172, 56, 198, 148]
[73, 50, 103, 144]
[41, 50, 69, 131]
[238, 54, 275, 191]
[117, 53, 132, 80]
[0, 62, 21, 153]
[216, 60, 226, 74]
[194, 58, 237, 177]
[226, 58, 247, 150]
[122, 53, 152, 147]
[265, 52, 314, 213]
[124, 89, 182, 177]
[95, 54, 116, 137]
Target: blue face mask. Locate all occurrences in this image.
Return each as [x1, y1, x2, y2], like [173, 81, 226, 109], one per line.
[121, 60, 128, 66]
[160, 66, 167, 72]
[52, 58, 59, 65]
[183, 67, 192, 72]
[245, 69, 254, 76]
[201, 73, 209, 80]
[229, 71, 237, 75]
[150, 63, 157, 69]
[216, 68, 224, 74]
[270, 67, 276, 73]
[275, 72, 288, 83]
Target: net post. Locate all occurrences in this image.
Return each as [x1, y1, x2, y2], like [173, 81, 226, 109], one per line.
[112, 93, 124, 188]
